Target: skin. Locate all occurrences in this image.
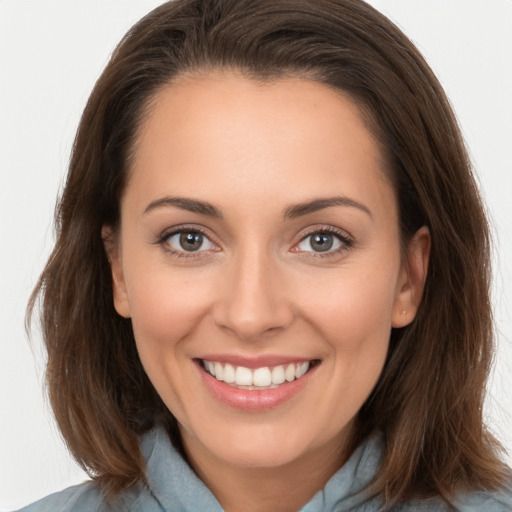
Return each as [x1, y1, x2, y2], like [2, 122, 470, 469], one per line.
[105, 71, 430, 512]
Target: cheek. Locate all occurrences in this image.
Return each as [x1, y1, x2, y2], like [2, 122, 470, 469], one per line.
[124, 263, 216, 356]
[297, 263, 399, 349]
[300, 267, 397, 412]
[123, 267, 217, 420]
[293, 259, 399, 404]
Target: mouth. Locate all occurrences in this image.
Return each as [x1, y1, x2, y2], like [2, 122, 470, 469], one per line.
[200, 359, 320, 390]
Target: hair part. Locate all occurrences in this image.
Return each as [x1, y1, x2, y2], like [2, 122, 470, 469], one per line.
[28, 0, 508, 503]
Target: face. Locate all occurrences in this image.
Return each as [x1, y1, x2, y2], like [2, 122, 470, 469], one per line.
[107, 72, 429, 476]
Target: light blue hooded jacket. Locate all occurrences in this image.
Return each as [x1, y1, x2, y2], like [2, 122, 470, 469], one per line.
[16, 426, 512, 512]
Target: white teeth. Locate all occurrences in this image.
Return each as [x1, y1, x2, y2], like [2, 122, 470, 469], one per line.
[235, 366, 253, 386]
[214, 362, 224, 381]
[271, 365, 286, 385]
[296, 362, 310, 378]
[253, 367, 272, 387]
[203, 360, 313, 388]
[285, 363, 296, 382]
[223, 363, 235, 383]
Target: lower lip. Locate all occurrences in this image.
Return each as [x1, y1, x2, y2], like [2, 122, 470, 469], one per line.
[197, 362, 317, 411]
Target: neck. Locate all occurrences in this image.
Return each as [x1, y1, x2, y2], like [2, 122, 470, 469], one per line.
[181, 431, 350, 512]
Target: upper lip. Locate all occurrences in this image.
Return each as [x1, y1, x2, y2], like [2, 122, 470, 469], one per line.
[196, 354, 317, 369]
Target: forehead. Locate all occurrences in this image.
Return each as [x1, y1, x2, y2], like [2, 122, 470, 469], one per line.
[126, 71, 395, 222]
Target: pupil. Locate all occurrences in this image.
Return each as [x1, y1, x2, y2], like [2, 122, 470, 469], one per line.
[180, 232, 203, 251]
[311, 234, 333, 252]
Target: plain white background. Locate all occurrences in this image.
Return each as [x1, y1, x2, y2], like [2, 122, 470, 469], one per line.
[1, 1, 511, 509]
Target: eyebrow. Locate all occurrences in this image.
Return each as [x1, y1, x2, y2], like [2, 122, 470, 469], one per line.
[143, 196, 223, 218]
[143, 195, 372, 220]
[283, 196, 373, 219]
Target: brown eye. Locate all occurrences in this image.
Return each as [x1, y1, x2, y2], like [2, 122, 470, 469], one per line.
[164, 230, 216, 253]
[179, 232, 204, 251]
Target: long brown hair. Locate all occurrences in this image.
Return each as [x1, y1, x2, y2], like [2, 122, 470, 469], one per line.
[28, 0, 509, 504]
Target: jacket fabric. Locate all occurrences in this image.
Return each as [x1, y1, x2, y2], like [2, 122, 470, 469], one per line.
[17, 426, 512, 511]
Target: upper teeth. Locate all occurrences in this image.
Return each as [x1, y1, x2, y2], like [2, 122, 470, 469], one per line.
[203, 360, 311, 388]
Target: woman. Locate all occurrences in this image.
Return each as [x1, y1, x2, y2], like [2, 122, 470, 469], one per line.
[16, 0, 512, 510]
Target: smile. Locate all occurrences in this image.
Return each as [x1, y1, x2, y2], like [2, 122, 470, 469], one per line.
[201, 359, 314, 390]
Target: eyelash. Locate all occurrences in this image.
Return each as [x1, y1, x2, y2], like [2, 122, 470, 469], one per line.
[155, 225, 353, 259]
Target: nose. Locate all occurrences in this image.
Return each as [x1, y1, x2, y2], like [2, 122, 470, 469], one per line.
[212, 245, 294, 342]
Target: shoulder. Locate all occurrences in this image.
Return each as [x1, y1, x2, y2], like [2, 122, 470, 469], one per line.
[12, 479, 160, 512]
[393, 485, 512, 512]
[451, 483, 512, 512]
[14, 481, 103, 512]
[11, 426, 185, 512]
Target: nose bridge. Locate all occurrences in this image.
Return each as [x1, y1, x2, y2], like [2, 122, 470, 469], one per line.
[213, 239, 293, 340]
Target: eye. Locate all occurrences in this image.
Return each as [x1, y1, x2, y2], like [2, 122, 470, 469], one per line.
[295, 230, 351, 254]
[164, 229, 217, 253]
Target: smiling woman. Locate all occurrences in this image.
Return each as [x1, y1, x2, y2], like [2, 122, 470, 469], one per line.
[103, 75, 429, 494]
[13, 0, 512, 511]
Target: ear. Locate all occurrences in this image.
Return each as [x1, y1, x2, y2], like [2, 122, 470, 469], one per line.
[392, 226, 430, 328]
[102, 225, 131, 318]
